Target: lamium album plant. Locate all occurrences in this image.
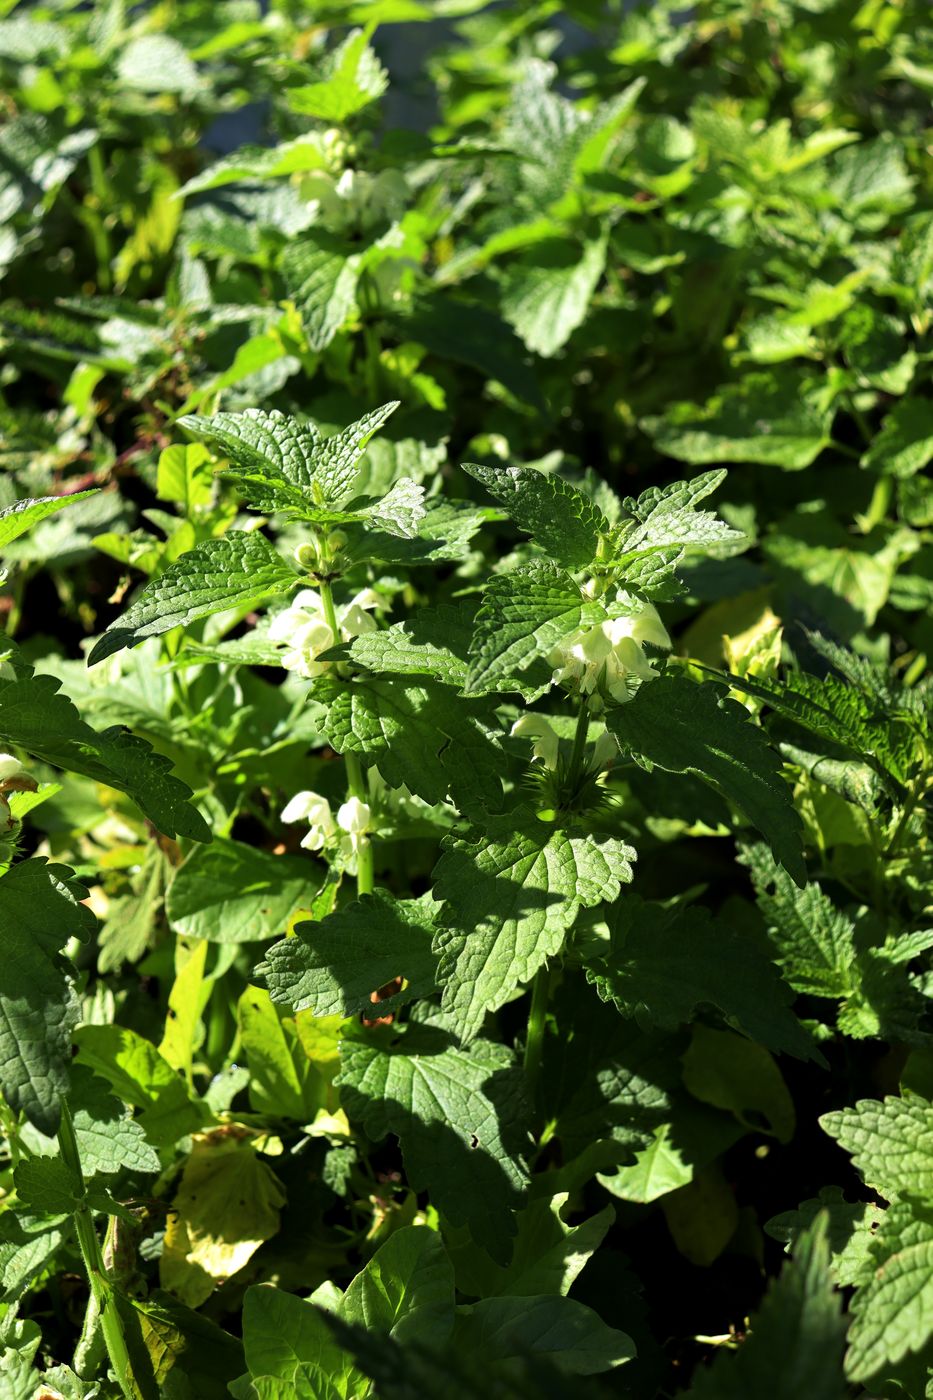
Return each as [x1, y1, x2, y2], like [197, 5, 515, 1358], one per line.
[0, 2, 932, 1398]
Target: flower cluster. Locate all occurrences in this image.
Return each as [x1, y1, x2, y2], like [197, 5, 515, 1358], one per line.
[548, 596, 671, 710]
[281, 790, 372, 871]
[269, 588, 382, 679]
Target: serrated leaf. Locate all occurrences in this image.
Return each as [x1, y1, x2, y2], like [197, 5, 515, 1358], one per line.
[261, 891, 439, 1018]
[0, 667, 210, 841]
[88, 532, 297, 666]
[500, 237, 607, 358]
[433, 810, 635, 1040]
[336, 1024, 532, 1262]
[609, 470, 742, 571]
[67, 1064, 161, 1177]
[286, 28, 388, 122]
[167, 838, 315, 944]
[462, 462, 609, 569]
[820, 1095, 933, 1203]
[766, 1186, 885, 1288]
[585, 895, 814, 1060]
[466, 563, 595, 696]
[606, 675, 805, 885]
[240, 1282, 354, 1397]
[281, 235, 361, 351]
[844, 1200, 933, 1381]
[0, 859, 95, 1135]
[343, 606, 472, 687]
[358, 477, 426, 539]
[861, 398, 933, 479]
[0, 491, 99, 553]
[742, 842, 856, 998]
[687, 1216, 847, 1400]
[310, 402, 400, 508]
[312, 674, 502, 815]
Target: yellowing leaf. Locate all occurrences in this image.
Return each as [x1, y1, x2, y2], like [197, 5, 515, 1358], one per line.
[161, 1131, 286, 1306]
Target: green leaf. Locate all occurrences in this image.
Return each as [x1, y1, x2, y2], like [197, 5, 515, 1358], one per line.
[0, 1214, 65, 1305]
[342, 606, 472, 687]
[261, 891, 439, 1019]
[820, 1095, 933, 1203]
[766, 1186, 886, 1288]
[449, 1194, 613, 1300]
[117, 1289, 244, 1400]
[312, 675, 502, 815]
[452, 1295, 634, 1376]
[341, 1226, 455, 1345]
[643, 370, 834, 471]
[240, 1283, 353, 1398]
[88, 532, 297, 666]
[73, 1025, 207, 1149]
[687, 1216, 847, 1399]
[0, 859, 95, 1135]
[432, 810, 635, 1040]
[844, 1200, 933, 1382]
[357, 476, 426, 539]
[0, 492, 99, 553]
[156, 444, 214, 512]
[238, 987, 328, 1123]
[862, 399, 933, 478]
[66, 1064, 161, 1177]
[608, 470, 742, 575]
[0, 666, 210, 841]
[684, 1026, 795, 1143]
[281, 235, 361, 351]
[462, 462, 609, 569]
[585, 895, 815, 1060]
[500, 237, 607, 358]
[606, 675, 806, 885]
[336, 1024, 532, 1262]
[286, 28, 388, 122]
[167, 838, 315, 944]
[465, 563, 597, 696]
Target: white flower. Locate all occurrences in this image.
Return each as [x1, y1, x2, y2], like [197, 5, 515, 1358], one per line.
[281, 789, 336, 852]
[549, 597, 670, 708]
[270, 589, 382, 678]
[510, 715, 559, 770]
[591, 730, 618, 770]
[0, 754, 24, 783]
[336, 797, 372, 856]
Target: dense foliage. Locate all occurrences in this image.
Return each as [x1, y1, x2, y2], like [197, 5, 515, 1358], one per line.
[1, 0, 932, 1395]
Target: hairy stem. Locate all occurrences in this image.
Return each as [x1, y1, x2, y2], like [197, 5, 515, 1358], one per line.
[523, 965, 551, 1096]
[566, 701, 591, 795]
[57, 1102, 135, 1395]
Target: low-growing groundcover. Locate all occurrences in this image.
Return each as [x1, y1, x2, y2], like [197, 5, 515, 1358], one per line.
[1, 0, 932, 1396]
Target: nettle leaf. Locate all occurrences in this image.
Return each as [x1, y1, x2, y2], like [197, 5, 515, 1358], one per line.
[767, 1186, 885, 1288]
[432, 810, 636, 1041]
[74, 1025, 208, 1149]
[336, 1023, 532, 1262]
[261, 891, 440, 1019]
[820, 1095, 933, 1203]
[0, 666, 209, 840]
[643, 369, 834, 471]
[861, 398, 933, 479]
[66, 1064, 161, 1177]
[343, 605, 473, 688]
[462, 462, 609, 569]
[177, 403, 399, 512]
[726, 668, 917, 791]
[843, 1200, 933, 1382]
[608, 470, 743, 583]
[281, 234, 361, 351]
[500, 236, 607, 358]
[88, 532, 297, 666]
[357, 476, 426, 539]
[286, 27, 388, 122]
[466, 563, 600, 696]
[0, 491, 99, 552]
[743, 844, 856, 999]
[0, 859, 95, 1136]
[687, 1216, 847, 1400]
[585, 895, 815, 1060]
[167, 838, 314, 944]
[607, 675, 806, 885]
[312, 674, 503, 815]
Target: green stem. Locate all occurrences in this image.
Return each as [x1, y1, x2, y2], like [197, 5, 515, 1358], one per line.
[886, 766, 931, 859]
[317, 575, 341, 641]
[345, 749, 374, 896]
[523, 966, 550, 1095]
[566, 701, 591, 795]
[57, 1102, 135, 1395]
